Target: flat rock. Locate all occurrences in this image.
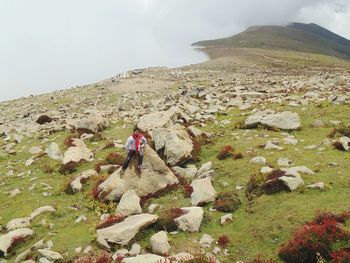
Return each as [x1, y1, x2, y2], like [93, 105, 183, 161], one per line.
[138, 108, 180, 132]
[245, 110, 301, 131]
[122, 254, 167, 263]
[38, 249, 63, 261]
[97, 145, 178, 201]
[30, 206, 56, 219]
[6, 217, 31, 230]
[97, 213, 158, 247]
[62, 140, 94, 165]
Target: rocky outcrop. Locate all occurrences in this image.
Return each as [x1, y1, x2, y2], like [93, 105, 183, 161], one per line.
[97, 214, 158, 247]
[74, 114, 108, 133]
[137, 108, 180, 132]
[152, 126, 193, 166]
[97, 145, 178, 201]
[62, 139, 94, 165]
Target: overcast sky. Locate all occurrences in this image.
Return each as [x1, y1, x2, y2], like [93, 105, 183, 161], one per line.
[0, 0, 349, 102]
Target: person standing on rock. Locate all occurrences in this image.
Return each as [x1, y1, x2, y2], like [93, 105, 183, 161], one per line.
[122, 127, 147, 173]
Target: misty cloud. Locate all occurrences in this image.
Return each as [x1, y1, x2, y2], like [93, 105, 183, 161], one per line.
[0, 0, 349, 101]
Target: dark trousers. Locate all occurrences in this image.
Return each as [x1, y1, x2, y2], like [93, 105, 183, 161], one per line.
[122, 150, 143, 170]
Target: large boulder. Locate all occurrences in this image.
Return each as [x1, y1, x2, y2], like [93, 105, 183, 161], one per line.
[62, 139, 93, 165]
[74, 115, 108, 133]
[0, 228, 34, 257]
[97, 214, 158, 247]
[245, 110, 301, 131]
[174, 207, 204, 232]
[116, 190, 142, 217]
[137, 108, 180, 132]
[97, 145, 179, 201]
[190, 177, 216, 206]
[70, 169, 98, 193]
[152, 126, 193, 166]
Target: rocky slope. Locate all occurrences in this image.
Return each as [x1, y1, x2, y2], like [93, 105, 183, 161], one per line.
[0, 44, 350, 262]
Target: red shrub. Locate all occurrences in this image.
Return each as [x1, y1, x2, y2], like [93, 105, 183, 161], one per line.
[105, 152, 124, 165]
[233, 152, 244, 160]
[95, 161, 108, 173]
[331, 249, 350, 263]
[278, 212, 350, 263]
[216, 145, 234, 160]
[59, 161, 79, 174]
[64, 136, 75, 147]
[74, 251, 113, 263]
[96, 214, 125, 229]
[333, 141, 346, 151]
[183, 184, 193, 198]
[91, 177, 106, 199]
[192, 137, 202, 162]
[218, 235, 230, 248]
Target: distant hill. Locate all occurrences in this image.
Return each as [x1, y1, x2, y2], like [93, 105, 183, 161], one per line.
[193, 23, 350, 59]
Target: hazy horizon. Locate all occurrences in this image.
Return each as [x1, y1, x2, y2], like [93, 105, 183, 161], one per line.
[1, 0, 350, 102]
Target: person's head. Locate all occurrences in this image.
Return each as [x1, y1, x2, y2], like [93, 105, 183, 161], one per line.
[133, 127, 140, 135]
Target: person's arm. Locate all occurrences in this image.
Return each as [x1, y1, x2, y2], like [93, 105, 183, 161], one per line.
[124, 137, 132, 152]
[141, 135, 147, 148]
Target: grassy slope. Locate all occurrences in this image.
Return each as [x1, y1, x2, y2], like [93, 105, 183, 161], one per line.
[1, 50, 350, 262]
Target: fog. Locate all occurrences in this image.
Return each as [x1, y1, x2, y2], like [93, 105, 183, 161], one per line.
[0, 0, 349, 102]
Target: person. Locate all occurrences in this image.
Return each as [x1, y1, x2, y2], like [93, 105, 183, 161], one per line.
[122, 127, 147, 172]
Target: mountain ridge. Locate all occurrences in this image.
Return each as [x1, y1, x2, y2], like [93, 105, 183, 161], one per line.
[193, 22, 350, 59]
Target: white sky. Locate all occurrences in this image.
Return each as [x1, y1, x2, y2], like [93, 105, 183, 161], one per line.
[0, 0, 349, 102]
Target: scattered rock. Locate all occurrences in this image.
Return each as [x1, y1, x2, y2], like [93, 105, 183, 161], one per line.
[174, 207, 204, 232]
[38, 249, 63, 261]
[70, 169, 98, 193]
[0, 228, 34, 257]
[150, 231, 171, 255]
[116, 190, 142, 217]
[250, 156, 266, 165]
[190, 177, 216, 206]
[45, 142, 63, 161]
[200, 234, 214, 248]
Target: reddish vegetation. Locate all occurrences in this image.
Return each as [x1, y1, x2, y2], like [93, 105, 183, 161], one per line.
[59, 161, 79, 175]
[155, 208, 188, 232]
[91, 177, 107, 199]
[105, 152, 124, 165]
[64, 136, 76, 147]
[216, 145, 234, 160]
[278, 211, 350, 263]
[183, 184, 193, 198]
[10, 235, 27, 248]
[233, 152, 244, 160]
[192, 137, 202, 162]
[74, 251, 113, 263]
[95, 161, 108, 173]
[96, 214, 125, 229]
[218, 235, 230, 248]
[333, 141, 347, 151]
[331, 249, 350, 263]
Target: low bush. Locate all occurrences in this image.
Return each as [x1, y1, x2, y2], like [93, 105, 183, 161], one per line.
[328, 127, 350, 138]
[105, 152, 124, 165]
[216, 145, 234, 160]
[331, 249, 350, 263]
[155, 208, 187, 232]
[214, 191, 241, 212]
[183, 184, 194, 198]
[73, 251, 113, 263]
[59, 161, 79, 175]
[233, 152, 244, 160]
[278, 211, 350, 263]
[192, 137, 202, 162]
[218, 235, 230, 248]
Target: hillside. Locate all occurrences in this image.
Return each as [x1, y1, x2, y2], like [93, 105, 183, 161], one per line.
[0, 35, 350, 262]
[193, 23, 350, 60]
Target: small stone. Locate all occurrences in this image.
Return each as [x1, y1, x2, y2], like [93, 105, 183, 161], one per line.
[250, 156, 266, 165]
[199, 234, 214, 248]
[220, 214, 233, 225]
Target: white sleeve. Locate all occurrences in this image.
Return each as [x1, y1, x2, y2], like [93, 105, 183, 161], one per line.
[141, 136, 147, 145]
[125, 137, 132, 151]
